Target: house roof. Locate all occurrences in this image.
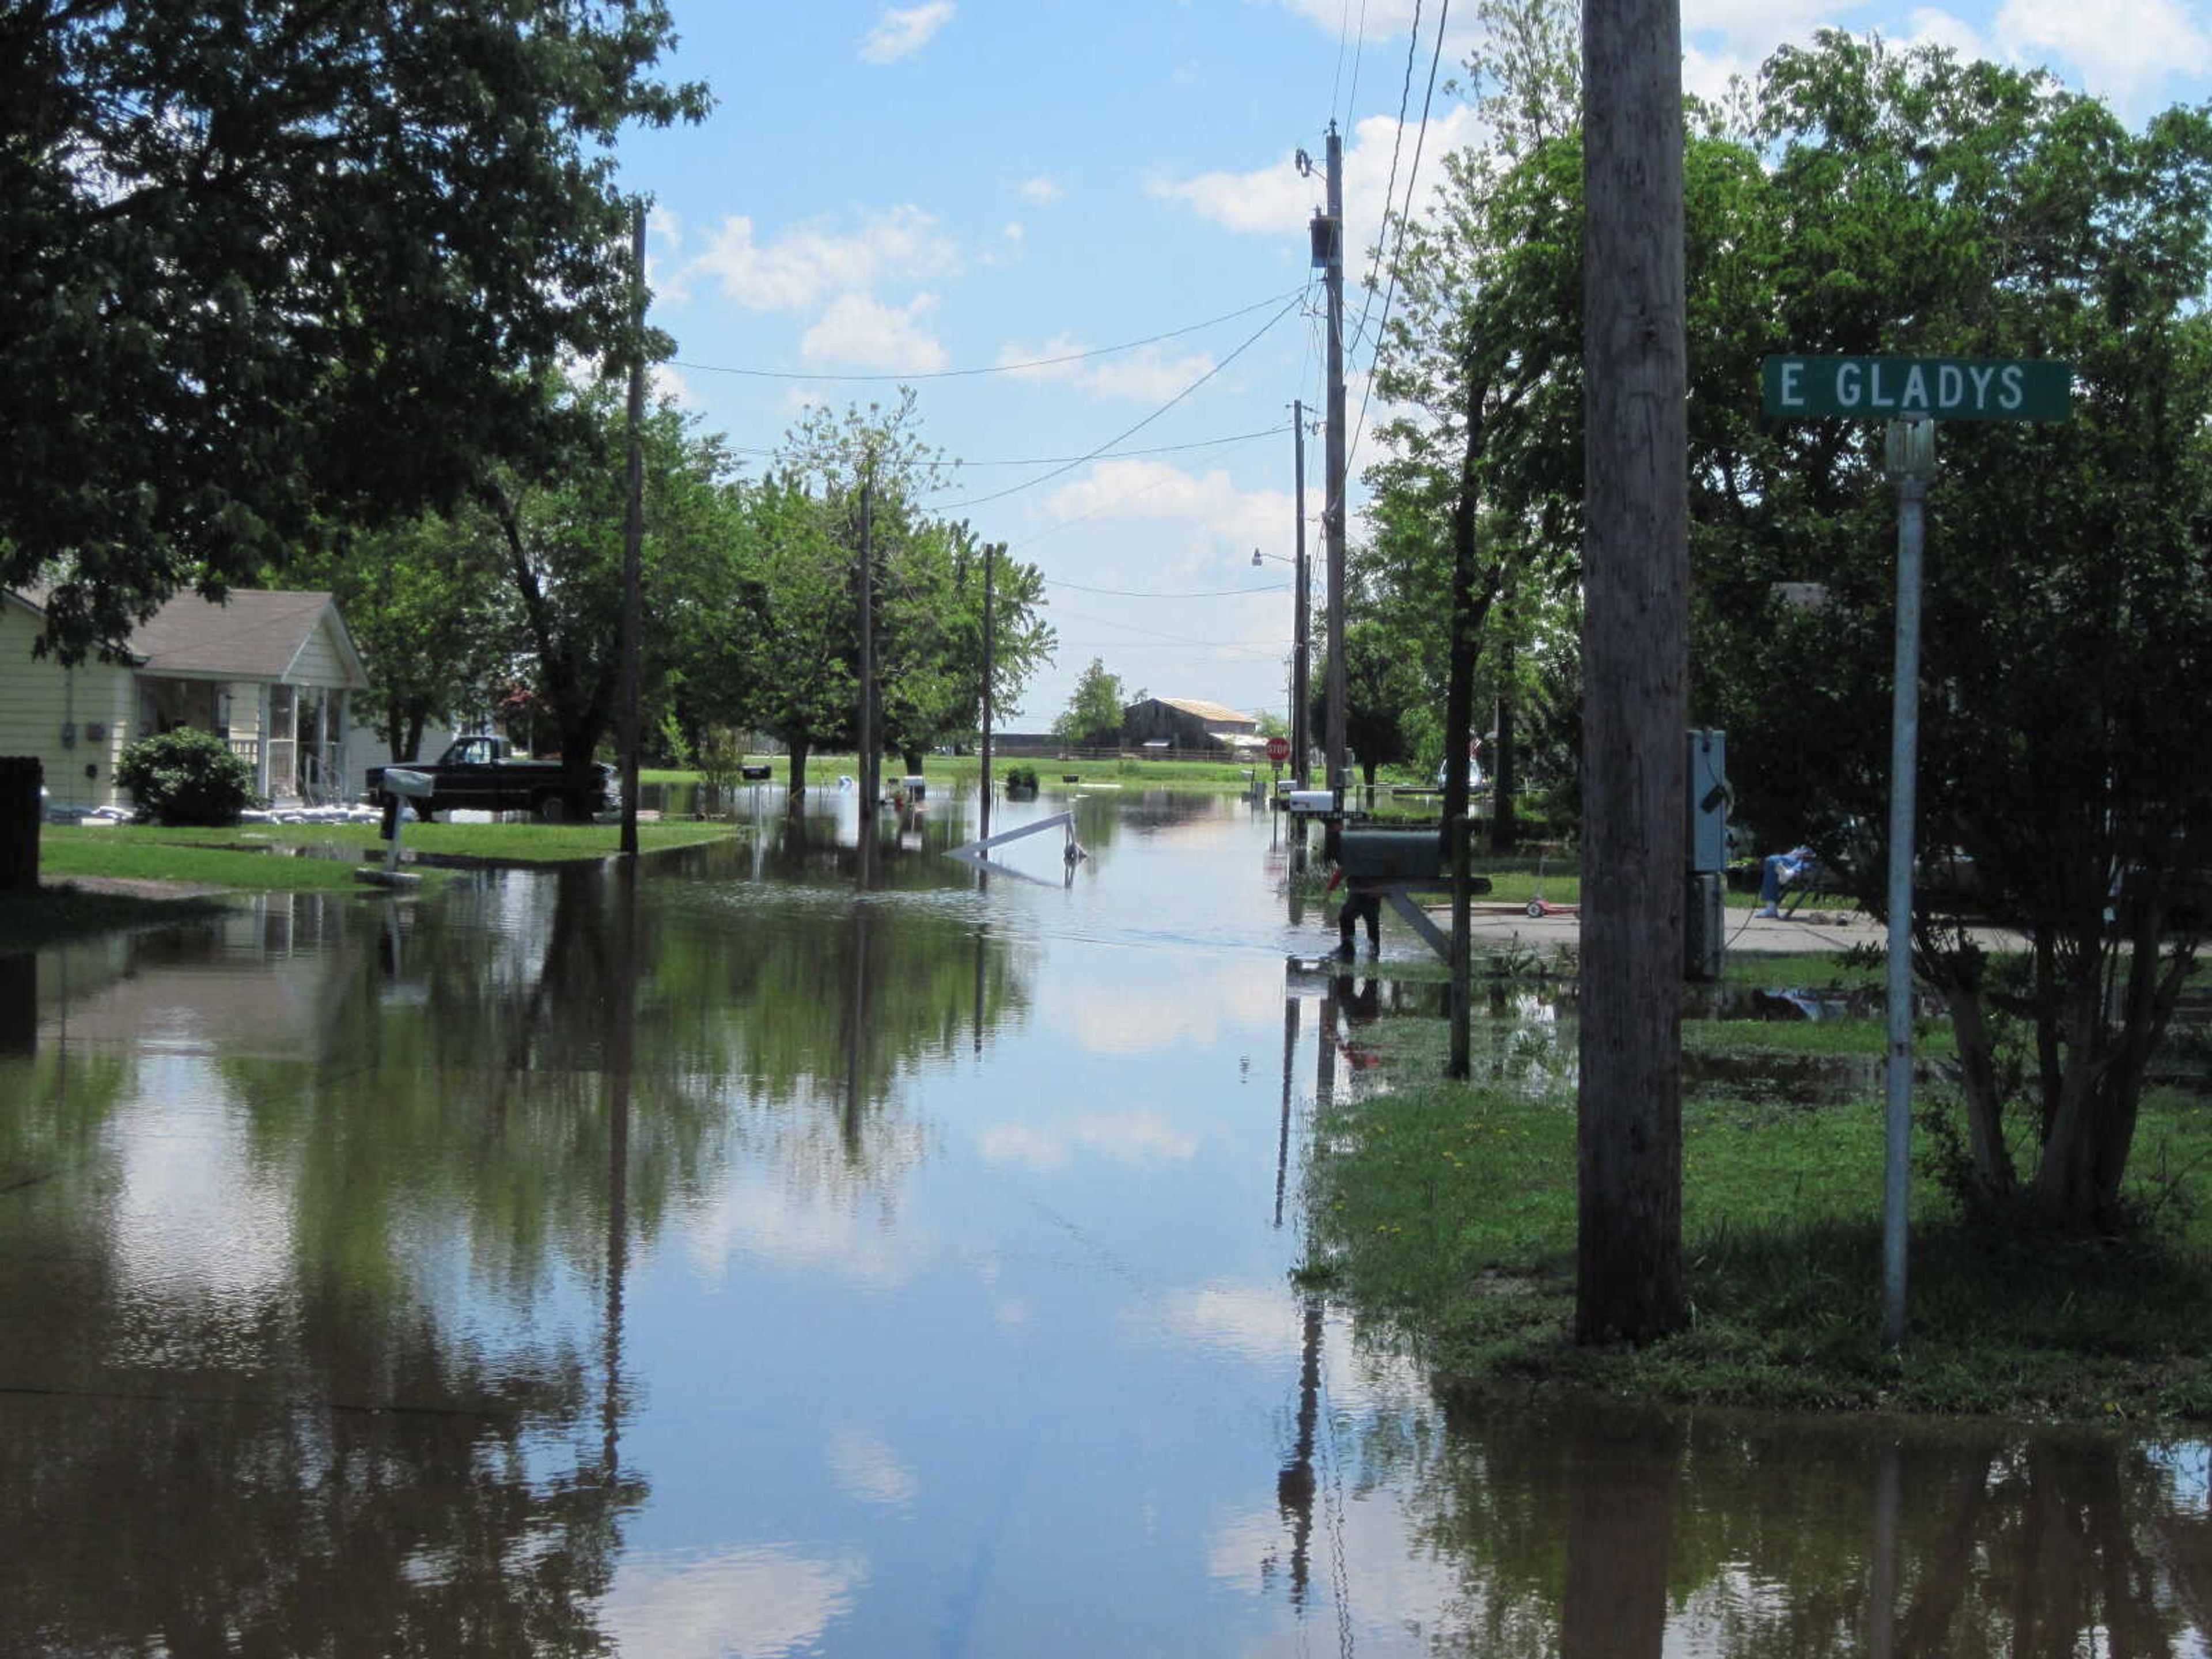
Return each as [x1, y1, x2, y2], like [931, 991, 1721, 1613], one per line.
[1152, 696, 1256, 726]
[132, 589, 368, 682]
[2, 586, 372, 688]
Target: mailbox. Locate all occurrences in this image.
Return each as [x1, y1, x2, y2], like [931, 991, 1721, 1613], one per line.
[1285, 789, 1336, 816]
[1336, 828, 1445, 884]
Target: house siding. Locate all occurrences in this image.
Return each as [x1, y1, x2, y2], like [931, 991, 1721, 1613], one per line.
[290, 619, 347, 687]
[5, 590, 370, 810]
[0, 604, 135, 809]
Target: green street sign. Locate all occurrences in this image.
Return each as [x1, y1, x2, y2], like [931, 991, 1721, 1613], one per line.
[1762, 354, 2071, 422]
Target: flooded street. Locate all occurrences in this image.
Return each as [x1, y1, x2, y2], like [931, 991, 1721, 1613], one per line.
[6, 786, 2212, 1656]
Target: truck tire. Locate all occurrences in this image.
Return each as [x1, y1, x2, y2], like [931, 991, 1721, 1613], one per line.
[536, 792, 567, 824]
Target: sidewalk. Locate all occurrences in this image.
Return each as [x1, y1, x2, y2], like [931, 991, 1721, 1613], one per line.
[1436, 900, 2014, 957]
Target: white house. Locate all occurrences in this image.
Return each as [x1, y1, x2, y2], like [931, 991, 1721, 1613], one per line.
[1, 587, 372, 813]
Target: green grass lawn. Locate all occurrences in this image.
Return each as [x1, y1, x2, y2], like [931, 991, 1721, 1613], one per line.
[1301, 1002, 2212, 1423]
[13, 819, 738, 947]
[45, 819, 730, 868]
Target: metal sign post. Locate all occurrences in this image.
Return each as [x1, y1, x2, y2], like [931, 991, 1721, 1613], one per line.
[1880, 416, 1934, 1347]
[1760, 354, 2069, 1346]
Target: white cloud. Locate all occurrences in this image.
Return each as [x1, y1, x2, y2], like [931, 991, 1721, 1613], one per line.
[649, 202, 683, 252]
[1044, 460, 1291, 556]
[600, 1544, 867, 1659]
[1017, 175, 1065, 205]
[779, 384, 832, 420]
[800, 292, 950, 373]
[860, 1, 955, 63]
[1681, 0, 1847, 54]
[649, 362, 698, 410]
[681, 207, 960, 315]
[1994, 0, 2210, 110]
[995, 335, 1218, 404]
[827, 1429, 919, 1508]
[1681, 41, 1765, 107]
[1261, 0, 1418, 40]
[1146, 104, 1488, 279]
[1902, 6, 1991, 58]
[978, 1108, 1202, 1171]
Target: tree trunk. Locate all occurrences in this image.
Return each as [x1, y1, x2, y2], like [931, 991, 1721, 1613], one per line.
[555, 712, 607, 816]
[787, 737, 810, 809]
[900, 745, 924, 778]
[402, 709, 427, 764]
[1493, 639, 1519, 854]
[1577, 0, 1687, 1344]
[1937, 982, 2017, 1200]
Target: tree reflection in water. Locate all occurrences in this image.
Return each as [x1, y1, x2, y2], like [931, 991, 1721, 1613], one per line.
[0, 839, 1036, 1654]
[1356, 1390, 2212, 1656]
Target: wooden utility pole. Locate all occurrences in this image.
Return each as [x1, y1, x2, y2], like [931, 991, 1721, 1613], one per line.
[618, 200, 646, 858]
[1291, 400, 1311, 791]
[857, 461, 877, 840]
[1577, 0, 1688, 1342]
[1320, 127, 1347, 796]
[980, 544, 995, 844]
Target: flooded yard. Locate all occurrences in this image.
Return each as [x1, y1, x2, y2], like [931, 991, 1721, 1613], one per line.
[4, 785, 2210, 1656]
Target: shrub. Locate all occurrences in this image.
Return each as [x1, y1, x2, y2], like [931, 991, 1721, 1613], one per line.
[1004, 764, 1039, 791]
[115, 729, 258, 825]
[695, 726, 744, 813]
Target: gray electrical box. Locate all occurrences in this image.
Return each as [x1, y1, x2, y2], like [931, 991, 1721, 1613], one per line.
[1686, 729, 1728, 874]
[1685, 870, 1724, 980]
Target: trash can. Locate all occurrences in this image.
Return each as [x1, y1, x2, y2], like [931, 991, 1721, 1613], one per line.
[0, 756, 39, 891]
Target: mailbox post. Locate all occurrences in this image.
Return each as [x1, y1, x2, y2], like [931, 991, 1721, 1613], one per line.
[361, 767, 433, 887]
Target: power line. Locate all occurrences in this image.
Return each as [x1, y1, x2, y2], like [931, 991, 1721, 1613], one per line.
[1348, 0, 1423, 368]
[1047, 579, 1290, 599]
[1055, 640, 1293, 651]
[927, 289, 1309, 512]
[1049, 604, 1291, 655]
[729, 426, 1283, 470]
[944, 428, 1283, 468]
[1347, 0, 1452, 484]
[669, 287, 1304, 383]
[1343, 0, 1371, 124]
[1003, 428, 1281, 557]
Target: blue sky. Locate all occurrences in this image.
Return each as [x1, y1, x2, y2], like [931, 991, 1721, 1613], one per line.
[617, 0, 2211, 728]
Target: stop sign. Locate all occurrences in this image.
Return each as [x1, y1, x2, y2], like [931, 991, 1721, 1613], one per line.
[1266, 736, 1291, 764]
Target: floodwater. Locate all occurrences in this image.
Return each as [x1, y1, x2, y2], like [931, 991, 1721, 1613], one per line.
[4, 786, 2210, 1657]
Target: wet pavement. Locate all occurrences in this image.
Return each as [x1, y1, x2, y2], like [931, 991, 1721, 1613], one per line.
[3, 785, 2210, 1656]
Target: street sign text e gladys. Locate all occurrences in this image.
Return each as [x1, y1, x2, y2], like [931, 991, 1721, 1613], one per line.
[1761, 355, 2070, 422]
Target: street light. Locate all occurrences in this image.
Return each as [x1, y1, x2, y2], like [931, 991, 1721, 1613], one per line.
[1253, 548, 1310, 788]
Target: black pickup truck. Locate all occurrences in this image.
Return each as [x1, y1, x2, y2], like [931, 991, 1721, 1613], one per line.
[368, 736, 616, 823]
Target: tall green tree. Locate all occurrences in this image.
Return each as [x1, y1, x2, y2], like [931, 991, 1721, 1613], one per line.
[1698, 36, 2212, 1233]
[480, 389, 745, 809]
[876, 520, 1054, 774]
[1055, 659, 1128, 747]
[1, 1, 707, 657]
[1362, 0, 1588, 840]
[279, 516, 513, 762]
[671, 394, 1054, 799]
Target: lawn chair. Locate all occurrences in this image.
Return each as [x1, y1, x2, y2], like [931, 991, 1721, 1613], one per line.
[1781, 854, 1849, 916]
